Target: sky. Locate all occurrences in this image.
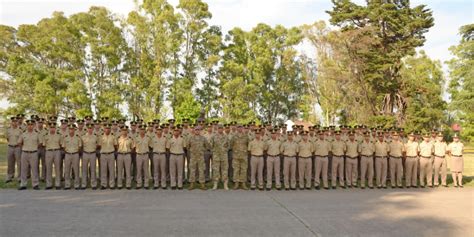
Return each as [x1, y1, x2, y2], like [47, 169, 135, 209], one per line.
[0, 0, 473, 109]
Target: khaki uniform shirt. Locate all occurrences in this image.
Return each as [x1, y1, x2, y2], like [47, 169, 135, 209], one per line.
[117, 136, 134, 153]
[359, 140, 375, 156]
[167, 136, 186, 154]
[44, 132, 62, 150]
[419, 141, 434, 157]
[99, 134, 117, 153]
[375, 141, 389, 157]
[81, 133, 98, 153]
[331, 140, 346, 156]
[7, 127, 22, 146]
[19, 131, 40, 152]
[298, 140, 314, 157]
[314, 139, 331, 156]
[150, 134, 167, 153]
[248, 138, 265, 156]
[389, 140, 404, 157]
[281, 140, 298, 157]
[62, 134, 82, 153]
[265, 139, 281, 156]
[447, 142, 463, 156]
[134, 135, 150, 154]
[345, 140, 359, 158]
[434, 141, 448, 157]
[404, 141, 419, 157]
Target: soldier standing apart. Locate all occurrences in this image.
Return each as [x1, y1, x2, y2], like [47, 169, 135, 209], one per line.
[331, 131, 346, 189]
[281, 132, 298, 190]
[314, 132, 330, 190]
[359, 132, 375, 189]
[345, 131, 359, 188]
[404, 132, 419, 188]
[81, 124, 98, 189]
[6, 117, 22, 183]
[433, 132, 448, 187]
[62, 124, 82, 190]
[210, 125, 230, 190]
[265, 129, 282, 190]
[447, 134, 464, 188]
[151, 126, 168, 189]
[230, 125, 249, 190]
[389, 132, 404, 188]
[44, 122, 62, 189]
[99, 124, 117, 189]
[117, 126, 134, 189]
[298, 131, 313, 190]
[187, 126, 210, 190]
[248, 129, 265, 190]
[374, 133, 390, 188]
[419, 133, 434, 188]
[167, 127, 186, 190]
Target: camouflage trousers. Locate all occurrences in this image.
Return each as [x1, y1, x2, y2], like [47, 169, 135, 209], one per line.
[212, 154, 228, 182]
[189, 153, 206, 184]
[232, 156, 248, 183]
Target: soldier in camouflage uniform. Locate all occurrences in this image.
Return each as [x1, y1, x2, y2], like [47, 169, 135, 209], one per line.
[230, 125, 249, 190]
[187, 126, 210, 190]
[210, 125, 230, 190]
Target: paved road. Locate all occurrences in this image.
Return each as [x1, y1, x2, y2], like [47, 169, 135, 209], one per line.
[0, 188, 472, 237]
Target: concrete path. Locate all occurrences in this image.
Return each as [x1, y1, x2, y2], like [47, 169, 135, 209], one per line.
[0, 188, 472, 237]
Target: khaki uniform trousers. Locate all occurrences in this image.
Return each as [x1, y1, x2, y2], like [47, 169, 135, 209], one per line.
[419, 156, 433, 186]
[360, 156, 374, 188]
[298, 157, 312, 189]
[81, 152, 97, 188]
[389, 156, 403, 187]
[100, 153, 116, 188]
[375, 156, 388, 187]
[283, 156, 297, 189]
[170, 154, 184, 188]
[7, 145, 21, 181]
[345, 156, 358, 186]
[64, 152, 80, 188]
[433, 156, 447, 186]
[45, 149, 61, 187]
[404, 156, 418, 187]
[266, 155, 281, 189]
[20, 151, 39, 188]
[331, 156, 344, 187]
[314, 156, 328, 188]
[153, 153, 167, 188]
[136, 153, 150, 188]
[250, 155, 264, 189]
[117, 153, 132, 188]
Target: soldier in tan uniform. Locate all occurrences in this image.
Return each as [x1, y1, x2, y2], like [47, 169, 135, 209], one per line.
[99, 124, 117, 189]
[281, 132, 298, 190]
[374, 133, 389, 188]
[359, 132, 375, 189]
[167, 127, 186, 189]
[404, 132, 419, 188]
[135, 125, 151, 189]
[36, 117, 47, 181]
[298, 131, 314, 190]
[18, 120, 41, 190]
[388, 132, 404, 188]
[433, 132, 448, 187]
[230, 125, 249, 190]
[248, 129, 265, 190]
[265, 129, 282, 190]
[345, 131, 359, 188]
[62, 124, 82, 189]
[331, 131, 346, 189]
[447, 134, 464, 188]
[6, 117, 22, 183]
[419, 133, 434, 188]
[117, 126, 134, 189]
[81, 123, 98, 189]
[151, 126, 168, 189]
[43, 122, 62, 189]
[314, 132, 330, 189]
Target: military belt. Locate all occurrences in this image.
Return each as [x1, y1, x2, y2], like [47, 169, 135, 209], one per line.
[347, 156, 358, 159]
[118, 152, 130, 155]
[8, 145, 19, 147]
[251, 155, 263, 157]
[65, 152, 78, 155]
[452, 155, 462, 157]
[136, 152, 148, 155]
[390, 156, 402, 159]
[22, 150, 37, 153]
[420, 156, 431, 159]
[101, 152, 114, 155]
[170, 153, 184, 155]
[153, 152, 166, 155]
[435, 155, 445, 158]
[46, 148, 60, 151]
[406, 156, 418, 158]
[83, 151, 95, 154]
[375, 156, 387, 159]
[299, 156, 312, 159]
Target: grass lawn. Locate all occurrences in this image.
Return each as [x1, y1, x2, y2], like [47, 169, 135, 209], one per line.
[0, 143, 472, 189]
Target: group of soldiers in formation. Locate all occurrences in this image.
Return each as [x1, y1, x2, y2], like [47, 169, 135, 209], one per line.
[5, 113, 466, 191]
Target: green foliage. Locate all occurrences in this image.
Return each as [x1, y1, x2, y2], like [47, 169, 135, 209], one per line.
[447, 24, 474, 141]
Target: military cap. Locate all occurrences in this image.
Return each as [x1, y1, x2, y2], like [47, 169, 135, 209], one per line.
[360, 125, 367, 129]
[60, 119, 68, 124]
[175, 124, 183, 129]
[93, 119, 100, 124]
[271, 129, 278, 134]
[217, 124, 224, 129]
[453, 133, 459, 138]
[392, 132, 399, 136]
[68, 124, 76, 129]
[137, 118, 144, 123]
[111, 119, 118, 124]
[313, 124, 321, 129]
[37, 118, 45, 123]
[431, 128, 437, 133]
[84, 115, 93, 120]
[212, 120, 219, 125]
[147, 121, 154, 126]
[348, 130, 355, 135]
[308, 126, 314, 131]
[423, 132, 430, 137]
[130, 121, 138, 125]
[198, 120, 205, 124]
[162, 123, 170, 128]
[363, 131, 370, 136]
[334, 130, 341, 135]
[120, 126, 128, 131]
[138, 124, 147, 130]
[292, 125, 298, 129]
[224, 124, 230, 128]
[76, 119, 84, 124]
[155, 126, 163, 130]
[48, 122, 57, 127]
[10, 116, 17, 121]
[383, 128, 390, 132]
[230, 121, 237, 125]
[329, 125, 335, 129]
[103, 124, 112, 129]
[159, 124, 167, 129]
[437, 132, 443, 137]
[182, 118, 190, 123]
[86, 123, 94, 128]
[398, 128, 405, 132]
[17, 113, 25, 118]
[243, 124, 249, 128]
[206, 122, 213, 126]
[371, 127, 377, 131]
[287, 131, 294, 135]
[48, 115, 58, 121]
[101, 117, 109, 122]
[301, 131, 309, 135]
[153, 119, 160, 124]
